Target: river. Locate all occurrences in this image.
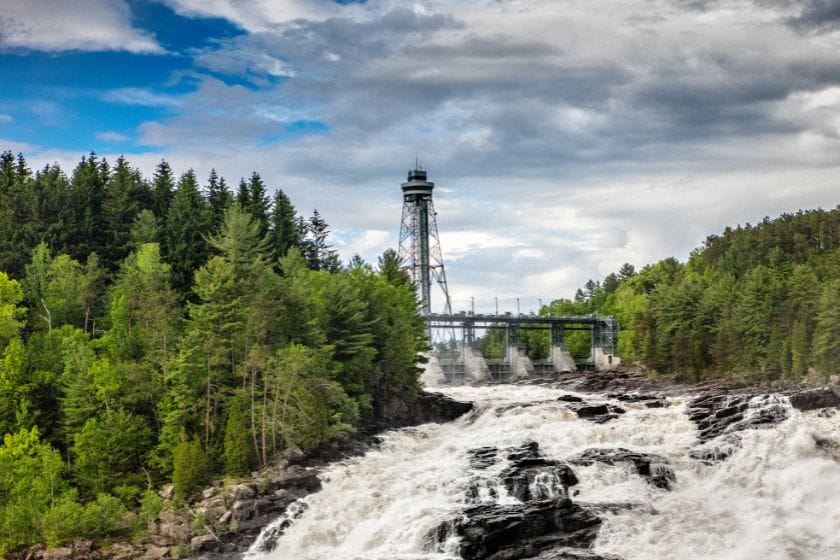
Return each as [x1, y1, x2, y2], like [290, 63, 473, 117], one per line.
[244, 383, 840, 560]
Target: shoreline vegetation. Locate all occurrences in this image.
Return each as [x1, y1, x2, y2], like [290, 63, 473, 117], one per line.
[0, 151, 428, 555]
[0, 150, 839, 555]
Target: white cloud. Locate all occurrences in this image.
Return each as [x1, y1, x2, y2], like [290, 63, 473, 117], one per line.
[103, 88, 180, 107]
[0, 114, 12, 124]
[160, 0, 363, 32]
[96, 131, 129, 142]
[0, 0, 162, 53]
[11, 0, 840, 309]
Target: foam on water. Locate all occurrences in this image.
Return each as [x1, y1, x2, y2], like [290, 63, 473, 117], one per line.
[246, 384, 840, 560]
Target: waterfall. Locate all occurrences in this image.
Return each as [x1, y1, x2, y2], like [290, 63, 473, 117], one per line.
[246, 384, 840, 559]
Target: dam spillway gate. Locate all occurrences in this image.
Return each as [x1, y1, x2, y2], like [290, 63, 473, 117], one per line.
[424, 313, 620, 383]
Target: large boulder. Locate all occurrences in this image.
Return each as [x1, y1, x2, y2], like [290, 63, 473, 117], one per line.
[568, 448, 675, 490]
[375, 389, 473, 428]
[789, 388, 840, 412]
[686, 394, 788, 443]
[436, 499, 602, 560]
[564, 403, 626, 424]
[500, 442, 579, 502]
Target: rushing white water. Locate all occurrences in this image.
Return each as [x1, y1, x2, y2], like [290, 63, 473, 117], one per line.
[246, 383, 840, 560]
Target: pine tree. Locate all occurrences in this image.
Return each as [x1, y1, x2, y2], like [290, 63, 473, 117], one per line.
[618, 263, 636, 282]
[377, 248, 411, 288]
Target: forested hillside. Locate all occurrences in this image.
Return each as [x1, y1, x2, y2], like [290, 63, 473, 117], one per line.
[0, 151, 426, 552]
[532, 208, 840, 381]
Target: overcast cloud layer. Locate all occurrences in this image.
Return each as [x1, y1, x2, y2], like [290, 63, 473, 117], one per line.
[2, 0, 840, 313]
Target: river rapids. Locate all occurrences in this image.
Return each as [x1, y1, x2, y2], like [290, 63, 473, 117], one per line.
[245, 383, 840, 560]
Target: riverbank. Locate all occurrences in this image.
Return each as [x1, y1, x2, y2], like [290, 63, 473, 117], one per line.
[6, 392, 473, 560]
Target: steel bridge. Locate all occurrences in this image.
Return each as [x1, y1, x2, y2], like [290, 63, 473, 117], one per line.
[423, 312, 620, 383]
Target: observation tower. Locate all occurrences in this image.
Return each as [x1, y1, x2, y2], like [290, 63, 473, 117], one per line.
[397, 168, 452, 319]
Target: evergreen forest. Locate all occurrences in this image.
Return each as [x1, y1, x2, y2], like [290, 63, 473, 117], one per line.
[0, 151, 426, 552]
[522, 208, 840, 381]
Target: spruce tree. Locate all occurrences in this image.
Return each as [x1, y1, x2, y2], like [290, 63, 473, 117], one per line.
[269, 189, 301, 261]
[162, 170, 210, 295]
[205, 169, 231, 233]
[102, 156, 141, 269]
[246, 172, 270, 238]
[150, 160, 175, 221]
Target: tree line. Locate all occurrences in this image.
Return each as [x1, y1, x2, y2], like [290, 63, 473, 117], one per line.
[526, 208, 840, 380]
[0, 151, 425, 551]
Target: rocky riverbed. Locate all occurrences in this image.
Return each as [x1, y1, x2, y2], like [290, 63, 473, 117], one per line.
[12, 368, 840, 560]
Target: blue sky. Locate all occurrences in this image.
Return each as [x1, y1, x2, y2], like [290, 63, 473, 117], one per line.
[3, 0, 840, 313]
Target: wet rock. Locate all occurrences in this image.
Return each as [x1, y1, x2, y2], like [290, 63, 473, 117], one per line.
[689, 434, 742, 463]
[789, 388, 840, 412]
[438, 498, 602, 560]
[556, 395, 584, 403]
[565, 403, 626, 424]
[375, 389, 474, 428]
[687, 394, 788, 443]
[267, 465, 321, 493]
[202, 487, 217, 499]
[468, 447, 499, 470]
[501, 442, 579, 502]
[248, 501, 309, 554]
[531, 549, 622, 560]
[569, 448, 675, 490]
[814, 436, 840, 461]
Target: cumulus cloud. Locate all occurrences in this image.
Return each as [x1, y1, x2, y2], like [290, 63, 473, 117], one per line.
[13, 0, 840, 309]
[0, 0, 162, 53]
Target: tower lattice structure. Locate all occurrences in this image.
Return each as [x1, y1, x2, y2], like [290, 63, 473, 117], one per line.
[398, 168, 452, 320]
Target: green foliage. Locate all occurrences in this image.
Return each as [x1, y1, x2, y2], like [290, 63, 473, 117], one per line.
[576, 208, 840, 380]
[0, 271, 25, 345]
[172, 436, 209, 504]
[71, 409, 152, 499]
[0, 427, 67, 551]
[223, 392, 252, 477]
[0, 152, 428, 552]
